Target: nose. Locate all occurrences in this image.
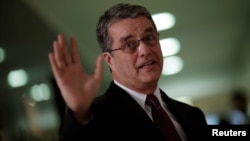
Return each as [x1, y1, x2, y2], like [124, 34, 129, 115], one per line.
[137, 41, 152, 57]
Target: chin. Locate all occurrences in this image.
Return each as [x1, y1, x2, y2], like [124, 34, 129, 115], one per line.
[142, 76, 160, 84]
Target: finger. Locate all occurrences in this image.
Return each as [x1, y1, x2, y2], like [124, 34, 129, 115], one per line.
[58, 34, 72, 65]
[93, 55, 104, 82]
[53, 40, 66, 69]
[70, 36, 82, 64]
[48, 52, 61, 79]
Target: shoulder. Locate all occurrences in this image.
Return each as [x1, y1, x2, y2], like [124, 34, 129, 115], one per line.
[161, 90, 206, 120]
[160, 89, 203, 114]
[171, 98, 198, 110]
[170, 97, 205, 115]
[92, 94, 110, 109]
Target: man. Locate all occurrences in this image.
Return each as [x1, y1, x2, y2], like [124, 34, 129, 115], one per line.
[48, 3, 209, 141]
[229, 89, 250, 125]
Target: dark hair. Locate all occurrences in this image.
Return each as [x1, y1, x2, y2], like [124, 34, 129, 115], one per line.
[96, 3, 157, 52]
[232, 89, 247, 103]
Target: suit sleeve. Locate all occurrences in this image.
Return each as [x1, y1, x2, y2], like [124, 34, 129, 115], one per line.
[59, 108, 103, 141]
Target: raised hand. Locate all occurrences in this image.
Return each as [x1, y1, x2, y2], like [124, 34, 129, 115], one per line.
[48, 34, 103, 122]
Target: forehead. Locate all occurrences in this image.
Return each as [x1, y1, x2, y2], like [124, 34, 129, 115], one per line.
[108, 16, 155, 39]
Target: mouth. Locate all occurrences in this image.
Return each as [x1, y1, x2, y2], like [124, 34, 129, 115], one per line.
[139, 60, 156, 69]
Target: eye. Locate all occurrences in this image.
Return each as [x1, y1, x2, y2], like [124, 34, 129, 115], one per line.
[123, 40, 137, 49]
[143, 34, 156, 43]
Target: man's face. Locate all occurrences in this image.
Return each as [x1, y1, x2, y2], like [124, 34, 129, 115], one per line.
[103, 16, 163, 92]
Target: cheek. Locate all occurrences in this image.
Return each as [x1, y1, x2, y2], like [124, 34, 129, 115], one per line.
[113, 56, 133, 70]
[156, 48, 163, 61]
[123, 58, 135, 70]
[120, 57, 137, 72]
[157, 46, 163, 57]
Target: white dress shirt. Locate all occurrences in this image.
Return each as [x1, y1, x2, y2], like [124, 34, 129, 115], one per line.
[114, 80, 187, 141]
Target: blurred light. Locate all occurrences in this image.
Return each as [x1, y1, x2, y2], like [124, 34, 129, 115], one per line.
[8, 69, 28, 88]
[30, 83, 51, 102]
[205, 114, 220, 125]
[160, 38, 181, 57]
[0, 47, 6, 63]
[28, 101, 36, 107]
[152, 12, 176, 31]
[175, 96, 193, 105]
[162, 56, 183, 75]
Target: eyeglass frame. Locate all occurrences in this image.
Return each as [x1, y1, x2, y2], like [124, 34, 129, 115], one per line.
[105, 32, 160, 53]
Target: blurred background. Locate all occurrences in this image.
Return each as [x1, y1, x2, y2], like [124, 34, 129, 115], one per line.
[0, 0, 250, 140]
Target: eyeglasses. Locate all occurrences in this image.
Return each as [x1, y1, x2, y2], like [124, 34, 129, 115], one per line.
[106, 32, 159, 53]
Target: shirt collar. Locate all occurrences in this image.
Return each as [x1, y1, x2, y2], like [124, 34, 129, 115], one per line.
[114, 80, 163, 108]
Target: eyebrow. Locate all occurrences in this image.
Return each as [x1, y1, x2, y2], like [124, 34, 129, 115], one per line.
[119, 27, 155, 42]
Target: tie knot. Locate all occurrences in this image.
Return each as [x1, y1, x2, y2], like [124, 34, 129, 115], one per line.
[146, 94, 161, 110]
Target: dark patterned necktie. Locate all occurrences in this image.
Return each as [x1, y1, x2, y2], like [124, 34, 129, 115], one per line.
[146, 94, 182, 141]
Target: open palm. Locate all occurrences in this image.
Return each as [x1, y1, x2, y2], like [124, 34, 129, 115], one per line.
[48, 34, 103, 121]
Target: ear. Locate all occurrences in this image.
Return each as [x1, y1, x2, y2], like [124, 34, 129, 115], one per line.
[102, 52, 114, 71]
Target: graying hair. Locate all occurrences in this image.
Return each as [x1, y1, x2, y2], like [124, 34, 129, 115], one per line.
[96, 3, 157, 52]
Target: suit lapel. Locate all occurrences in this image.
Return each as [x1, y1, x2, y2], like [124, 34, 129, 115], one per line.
[104, 82, 164, 140]
[105, 81, 152, 124]
[160, 89, 194, 139]
[102, 82, 199, 140]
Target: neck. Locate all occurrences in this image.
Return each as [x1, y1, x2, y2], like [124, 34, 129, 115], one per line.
[114, 79, 158, 94]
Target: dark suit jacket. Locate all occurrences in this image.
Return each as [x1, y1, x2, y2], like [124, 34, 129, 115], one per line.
[60, 81, 209, 141]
